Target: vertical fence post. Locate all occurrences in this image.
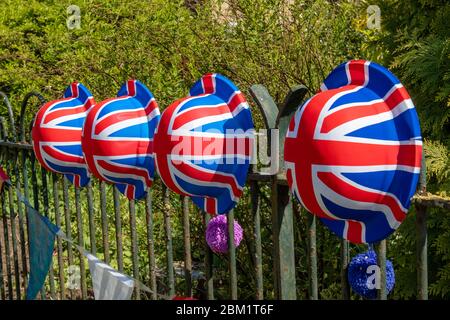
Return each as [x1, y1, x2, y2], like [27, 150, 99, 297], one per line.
[12, 149, 29, 297]
[276, 86, 308, 300]
[376, 240, 387, 300]
[416, 205, 428, 300]
[20, 149, 30, 287]
[145, 191, 157, 300]
[1, 194, 13, 299]
[182, 196, 192, 297]
[7, 166, 21, 299]
[163, 186, 175, 297]
[0, 224, 4, 300]
[0, 119, 13, 300]
[340, 239, 350, 300]
[272, 182, 296, 299]
[52, 173, 65, 300]
[62, 178, 74, 299]
[74, 187, 87, 299]
[204, 212, 214, 300]
[250, 84, 307, 300]
[86, 182, 96, 255]
[227, 209, 237, 299]
[416, 152, 428, 299]
[250, 180, 264, 300]
[307, 214, 318, 300]
[128, 199, 140, 300]
[113, 187, 123, 273]
[99, 182, 109, 264]
[8, 148, 28, 298]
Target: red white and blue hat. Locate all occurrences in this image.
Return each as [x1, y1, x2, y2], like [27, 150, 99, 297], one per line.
[154, 73, 254, 215]
[285, 60, 422, 244]
[32, 82, 95, 187]
[82, 80, 160, 200]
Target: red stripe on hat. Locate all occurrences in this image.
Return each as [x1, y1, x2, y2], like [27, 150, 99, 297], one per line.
[206, 197, 216, 214]
[202, 74, 215, 94]
[227, 92, 246, 113]
[348, 60, 366, 86]
[384, 85, 411, 108]
[346, 220, 363, 243]
[71, 82, 79, 97]
[127, 80, 136, 96]
[321, 101, 388, 133]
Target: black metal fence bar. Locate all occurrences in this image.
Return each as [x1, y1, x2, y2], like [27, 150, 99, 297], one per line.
[0, 120, 13, 300]
[376, 240, 387, 300]
[20, 148, 31, 283]
[1, 193, 13, 299]
[340, 239, 350, 299]
[162, 186, 175, 297]
[227, 209, 237, 299]
[145, 190, 157, 300]
[204, 212, 214, 300]
[307, 214, 318, 300]
[113, 187, 124, 273]
[182, 196, 192, 297]
[128, 199, 140, 300]
[6, 158, 21, 299]
[99, 182, 109, 264]
[416, 205, 428, 300]
[62, 178, 75, 299]
[11, 150, 28, 298]
[74, 187, 87, 299]
[0, 218, 4, 300]
[250, 179, 264, 300]
[86, 183, 96, 256]
[14, 149, 28, 297]
[52, 173, 65, 300]
[416, 154, 428, 300]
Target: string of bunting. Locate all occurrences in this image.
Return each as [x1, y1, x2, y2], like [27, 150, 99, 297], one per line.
[16, 187, 171, 300]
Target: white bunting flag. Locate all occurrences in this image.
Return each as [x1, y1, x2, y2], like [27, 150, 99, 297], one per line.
[86, 253, 135, 300]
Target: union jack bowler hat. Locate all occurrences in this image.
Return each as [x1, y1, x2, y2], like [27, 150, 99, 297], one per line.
[82, 80, 160, 200]
[285, 60, 422, 244]
[32, 82, 95, 187]
[154, 73, 254, 215]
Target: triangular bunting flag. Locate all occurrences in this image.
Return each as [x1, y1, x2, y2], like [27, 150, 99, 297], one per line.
[86, 253, 134, 300]
[26, 207, 59, 299]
